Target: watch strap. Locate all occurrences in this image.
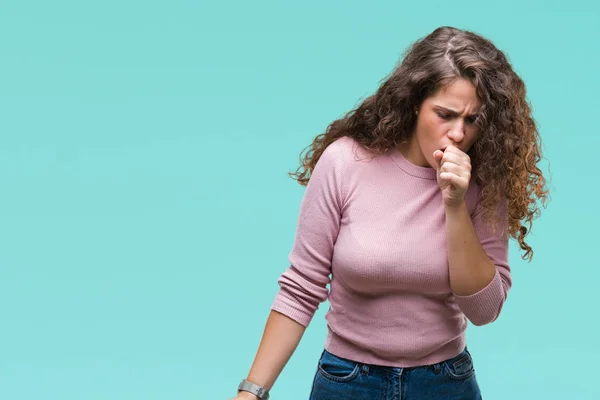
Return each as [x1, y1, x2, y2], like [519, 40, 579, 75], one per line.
[238, 379, 270, 400]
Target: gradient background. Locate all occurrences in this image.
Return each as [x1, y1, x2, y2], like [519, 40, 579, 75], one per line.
[1, 1, 598, 399]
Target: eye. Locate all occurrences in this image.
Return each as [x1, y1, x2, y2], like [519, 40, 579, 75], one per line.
[466, 116, 478, 125]
[437, 112, 451, 120]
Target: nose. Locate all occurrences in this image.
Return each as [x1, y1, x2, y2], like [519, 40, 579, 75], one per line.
[447, 121, 465, 143]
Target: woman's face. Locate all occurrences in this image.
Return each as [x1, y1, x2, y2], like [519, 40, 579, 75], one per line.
[402, 78, 482, 168]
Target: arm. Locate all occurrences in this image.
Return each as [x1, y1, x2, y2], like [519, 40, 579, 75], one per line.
[444, 196, 512, 326]
[235, 310, 306, 399]
[434, 145, 512, 327]
[445, 200, 497, 296]
[236, 139, 348, 398]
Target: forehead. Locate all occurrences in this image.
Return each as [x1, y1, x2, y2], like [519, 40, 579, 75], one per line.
[429, 79, 481, 109]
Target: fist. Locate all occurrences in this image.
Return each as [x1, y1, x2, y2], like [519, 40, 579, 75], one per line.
[433, 145, 472, 208]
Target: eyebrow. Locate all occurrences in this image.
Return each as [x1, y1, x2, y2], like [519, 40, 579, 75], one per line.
[434, 105, 480, 118]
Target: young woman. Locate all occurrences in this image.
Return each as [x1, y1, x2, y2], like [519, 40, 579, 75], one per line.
[232, 26, 548, 400]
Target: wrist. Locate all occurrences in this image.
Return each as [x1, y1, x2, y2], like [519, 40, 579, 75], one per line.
[237, 391, 260, 400]
[444, 199, 467, 213]
[238, 379, 270, 400]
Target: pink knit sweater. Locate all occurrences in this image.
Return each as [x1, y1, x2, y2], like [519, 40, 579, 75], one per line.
[271, 135, 512, 367]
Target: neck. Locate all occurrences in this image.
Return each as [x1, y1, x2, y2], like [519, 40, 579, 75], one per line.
[398, 138, 430, 168]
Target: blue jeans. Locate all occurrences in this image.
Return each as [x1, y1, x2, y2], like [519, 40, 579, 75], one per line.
[309, 347, 482, 400]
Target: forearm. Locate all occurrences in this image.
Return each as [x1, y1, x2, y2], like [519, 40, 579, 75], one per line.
[444, 200, 496, 296]
[243, 310, 306, 395]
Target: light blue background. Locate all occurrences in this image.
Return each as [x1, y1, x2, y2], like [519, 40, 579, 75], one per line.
[0, 1, 597, 399]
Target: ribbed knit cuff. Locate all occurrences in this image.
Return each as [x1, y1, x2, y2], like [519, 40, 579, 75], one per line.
[270, 296, 314, 327]
[453, 268, 505, 326]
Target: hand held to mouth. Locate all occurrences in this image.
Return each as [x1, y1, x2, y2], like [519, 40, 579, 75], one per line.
[433, 145, 472, 209]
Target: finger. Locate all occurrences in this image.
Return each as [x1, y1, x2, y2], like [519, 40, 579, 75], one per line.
[439, 161, 461, 175]
[439, 171, 469, 188]
[444, 145, 471, 162]
[439, 162, 471, 181]
[441, 153, 471, 172]
[441, 151, 468, 165]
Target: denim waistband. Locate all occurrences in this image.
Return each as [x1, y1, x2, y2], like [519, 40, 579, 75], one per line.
[322, 346, 470, 376]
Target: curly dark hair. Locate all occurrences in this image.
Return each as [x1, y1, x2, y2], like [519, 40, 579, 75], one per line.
[288, 26, 550, 261]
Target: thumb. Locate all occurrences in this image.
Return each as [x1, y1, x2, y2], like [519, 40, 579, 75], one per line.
[432, 150, 443, 171]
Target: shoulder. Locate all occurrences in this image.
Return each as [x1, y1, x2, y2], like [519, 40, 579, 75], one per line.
[322, 135, 354, 158]
[310, 136, 372, 204]
[321, 136, 376, 167]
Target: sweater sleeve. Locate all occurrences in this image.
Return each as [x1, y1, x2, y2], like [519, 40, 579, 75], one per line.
[270, 140, 347, 327]
[453, 194, 513, 326]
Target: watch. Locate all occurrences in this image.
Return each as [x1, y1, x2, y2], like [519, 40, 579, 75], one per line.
[238, 379, 270, 400]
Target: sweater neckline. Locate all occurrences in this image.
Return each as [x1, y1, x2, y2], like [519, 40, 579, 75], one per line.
[388, 147, 437, 180]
